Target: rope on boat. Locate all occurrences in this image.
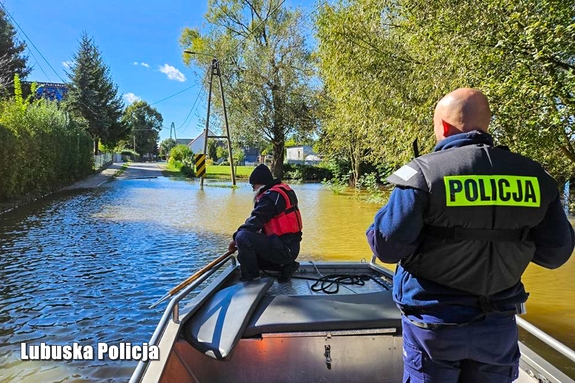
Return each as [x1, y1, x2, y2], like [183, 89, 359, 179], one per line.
[261, 268, 391, 294]
[308, 274, 391, 294]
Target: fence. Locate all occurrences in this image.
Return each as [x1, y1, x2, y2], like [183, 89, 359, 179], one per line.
[94, 153, 113, 171]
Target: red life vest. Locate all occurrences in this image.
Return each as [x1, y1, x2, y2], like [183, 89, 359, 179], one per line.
[257, 184, 303, 236]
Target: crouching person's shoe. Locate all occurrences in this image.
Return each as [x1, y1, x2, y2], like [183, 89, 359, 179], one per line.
[278, 261, 299, 283]
[240, 275, 261, 282]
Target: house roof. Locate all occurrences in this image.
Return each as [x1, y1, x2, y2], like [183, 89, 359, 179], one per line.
[189, 129, 218, 146]
[175, 139, 193, 146]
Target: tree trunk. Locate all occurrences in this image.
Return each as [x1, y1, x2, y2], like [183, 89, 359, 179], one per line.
[94, 138, 99, 155]
[272, 141, 285, 180]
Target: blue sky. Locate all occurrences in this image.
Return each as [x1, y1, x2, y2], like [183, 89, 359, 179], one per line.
[1, 0, 317, 142]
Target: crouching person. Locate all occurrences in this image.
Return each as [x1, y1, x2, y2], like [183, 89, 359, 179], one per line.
[229, 164, 303, 282]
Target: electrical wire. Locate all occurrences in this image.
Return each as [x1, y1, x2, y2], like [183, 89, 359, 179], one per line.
[150, 83, 198, 106]
[0, 2, 66, 83]
[178, 86, 206, 132]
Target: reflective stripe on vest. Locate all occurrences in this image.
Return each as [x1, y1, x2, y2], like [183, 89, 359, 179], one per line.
[259, 184, 303, 236]
[444, 175, 540, 207]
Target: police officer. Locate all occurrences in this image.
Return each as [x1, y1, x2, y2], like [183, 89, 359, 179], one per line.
[229, 164, 303, 282]
[366, 88, 574, 382]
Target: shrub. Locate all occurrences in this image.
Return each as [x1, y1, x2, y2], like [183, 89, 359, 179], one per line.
[0, 84, 93, 201]
[170, 144, 193, 163]
[283, 163, 333, 181]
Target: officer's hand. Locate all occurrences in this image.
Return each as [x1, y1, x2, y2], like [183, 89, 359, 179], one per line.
[228, 240, 237, 253]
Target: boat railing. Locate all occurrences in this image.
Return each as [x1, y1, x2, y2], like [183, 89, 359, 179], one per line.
[169, 255, 237, 323]
[129, 254, 237, 383]
[516, 316, 575, 364]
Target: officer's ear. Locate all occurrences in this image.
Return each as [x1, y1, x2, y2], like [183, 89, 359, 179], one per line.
[442, 120, 455, 137]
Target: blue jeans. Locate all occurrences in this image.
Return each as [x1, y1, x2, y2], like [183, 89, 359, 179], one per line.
[401, 313, 520, 382]
[235, 230, 299, 280]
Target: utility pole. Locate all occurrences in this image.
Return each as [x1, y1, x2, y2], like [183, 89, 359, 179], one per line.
[185, 51, 236, 188]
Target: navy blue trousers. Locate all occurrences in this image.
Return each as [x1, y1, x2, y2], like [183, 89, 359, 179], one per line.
[401, 313, 520, 382]
[235, 230, 299, 280]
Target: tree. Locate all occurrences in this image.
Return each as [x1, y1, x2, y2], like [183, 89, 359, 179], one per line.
[216, 145, 228, 161]
[122, 100, 163, 158]
[66, 32, 125, 154]
[207, 138, 218, 161]
[316, 0, 575, 182]
[0, 8, 30, 93]
[170, 144, 193, 163]
[160, 138, 177, 158]
[316, 1, 425, 185]
[180, 0, 321, 179]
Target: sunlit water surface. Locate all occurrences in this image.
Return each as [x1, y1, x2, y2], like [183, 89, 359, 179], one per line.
[0, 175, 573, 382]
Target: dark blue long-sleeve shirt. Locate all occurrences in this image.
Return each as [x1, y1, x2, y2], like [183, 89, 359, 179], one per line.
[234, 180, 301, 243]
[366, 132, 575, 311]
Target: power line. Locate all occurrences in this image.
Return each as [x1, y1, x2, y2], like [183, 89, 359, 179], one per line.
[28, 52, 51, 82]
[150, 83, 198, 106]
[0, 2, 66, 83]
[178, 86, 206, 131]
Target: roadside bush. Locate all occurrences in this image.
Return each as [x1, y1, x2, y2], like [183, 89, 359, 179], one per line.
[120, 149, 139, 162]
[0, 80, 93, 201]
[180, 165, 195, 177]
[283, 163, 333, 181]
[170, 144, 193, 163]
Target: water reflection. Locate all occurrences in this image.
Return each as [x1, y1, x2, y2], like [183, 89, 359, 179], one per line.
[0, 175, 573, 382]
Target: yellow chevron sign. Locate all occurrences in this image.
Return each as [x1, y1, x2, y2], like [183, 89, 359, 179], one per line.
[195, 154, 206, 177]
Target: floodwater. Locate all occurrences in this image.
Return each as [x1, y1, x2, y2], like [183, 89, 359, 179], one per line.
[0, 166, 574, 382]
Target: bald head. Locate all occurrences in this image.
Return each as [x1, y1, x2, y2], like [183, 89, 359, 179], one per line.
[433, 88, 491, 142]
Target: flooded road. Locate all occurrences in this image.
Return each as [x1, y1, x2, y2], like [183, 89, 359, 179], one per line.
[0, 162, 574, 382]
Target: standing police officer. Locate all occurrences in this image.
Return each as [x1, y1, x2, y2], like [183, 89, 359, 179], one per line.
[229, 164, 303, 282]
[367, 88, 574, 382]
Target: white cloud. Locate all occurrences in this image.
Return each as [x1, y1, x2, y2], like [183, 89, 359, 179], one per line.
[159, 64, 186, 82]
[123, 92, 141, 104]
[133, 62, 150, 68]
[62, 61, 73, 68]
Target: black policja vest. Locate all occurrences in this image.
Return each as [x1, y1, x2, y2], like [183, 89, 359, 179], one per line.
[387, 144, 558, 296]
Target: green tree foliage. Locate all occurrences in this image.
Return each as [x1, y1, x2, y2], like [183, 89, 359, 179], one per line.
[316, 0, 575, 182]
[160, 138, 177, 158]
[122, 100, 163, 157]
[207, 138, 218, 161]
[0, 76, 92, 201]
[0, 8, 30, 93]
[216, 145, 228, 161]
[170, 144, 193, 163]
[180, 0, 321, 179]
[66, 32, 125, 154]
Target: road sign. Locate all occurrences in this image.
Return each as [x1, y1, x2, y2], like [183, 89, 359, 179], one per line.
[195, 154, 206, 177]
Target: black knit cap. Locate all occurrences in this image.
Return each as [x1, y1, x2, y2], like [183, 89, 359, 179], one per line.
[249, 164, 273, 186]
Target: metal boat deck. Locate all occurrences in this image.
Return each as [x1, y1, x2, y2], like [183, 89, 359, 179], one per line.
[130, 257, 575, 383]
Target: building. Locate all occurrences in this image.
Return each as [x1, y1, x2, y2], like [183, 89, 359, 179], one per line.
[23, 81, 68, 101]
[285, 145, 321, 165]
[175, 139, 193, 146]
[188, 129, 217, 154]
[242, 147, 260, 165]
